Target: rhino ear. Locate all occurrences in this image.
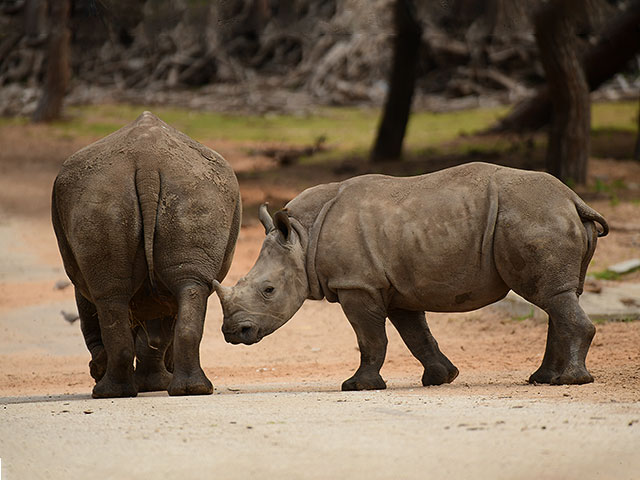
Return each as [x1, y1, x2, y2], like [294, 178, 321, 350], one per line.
[274, 209, 292, 242]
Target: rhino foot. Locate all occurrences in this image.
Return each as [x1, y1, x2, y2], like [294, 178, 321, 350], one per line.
[528, 367, 555, 384]
[341, 373, 387, 391]
[92, 376, 138, 398]
[168, 369, 213, 396]
[529, 365, 594, 385]
[422, 362, 459, 386]
[135, 369, 173, 393]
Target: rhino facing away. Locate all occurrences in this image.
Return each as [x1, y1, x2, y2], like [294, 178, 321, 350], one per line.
[52, 111, 241, 398]
[215, 162, 608, 390]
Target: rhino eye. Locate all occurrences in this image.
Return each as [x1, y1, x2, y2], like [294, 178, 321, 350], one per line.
[264, 286, 275, 294]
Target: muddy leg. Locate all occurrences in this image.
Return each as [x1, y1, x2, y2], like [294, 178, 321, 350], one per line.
[167, 284, 213, 396]
[134, 316, 174, 392]
[528, 319, 564, 383]
[529, 291, 595, 385]
[388, 309, 459, 386]
[76, 289, 106, 382]
[339, 290, 388, 391]
[92, 295, 137, 398]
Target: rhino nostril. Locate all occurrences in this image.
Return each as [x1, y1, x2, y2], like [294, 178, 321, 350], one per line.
[240, 325, 252, 335]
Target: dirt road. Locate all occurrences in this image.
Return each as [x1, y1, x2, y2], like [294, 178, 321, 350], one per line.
[2, 389, 639, 480]
[1, 123, 639, 479]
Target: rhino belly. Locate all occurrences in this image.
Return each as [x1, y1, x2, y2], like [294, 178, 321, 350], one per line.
[389, 265, 509, 313]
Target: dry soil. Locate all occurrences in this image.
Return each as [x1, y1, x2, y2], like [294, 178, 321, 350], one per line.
[0, 122, 639, 480]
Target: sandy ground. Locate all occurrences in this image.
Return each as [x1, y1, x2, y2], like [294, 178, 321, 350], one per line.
[0, 122, 639, 479]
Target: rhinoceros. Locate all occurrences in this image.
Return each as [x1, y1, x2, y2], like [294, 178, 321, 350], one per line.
[52, 111, 241, 398]
[214, 162, 608, 390]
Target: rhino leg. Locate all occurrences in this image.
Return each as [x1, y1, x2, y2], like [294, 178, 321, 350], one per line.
[92, 296, 138, 398]
[134, 316, 174, 392]
[75, 289, 107, 382]
[529, 291, 595, 385]
[166, 283, 213, 396]
[494, 214, 596, 385]
[338, 290, 388, 391]
[388, 309, 459, 386]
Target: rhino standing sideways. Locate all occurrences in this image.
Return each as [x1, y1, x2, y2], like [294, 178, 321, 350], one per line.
[52, 111, 241, 398]
[216, 162, 608, 390]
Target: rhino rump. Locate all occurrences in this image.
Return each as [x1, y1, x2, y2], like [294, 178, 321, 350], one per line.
[52, 111, 240, 298]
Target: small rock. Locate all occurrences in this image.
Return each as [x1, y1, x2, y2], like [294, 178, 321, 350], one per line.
[60, 310, 80, 323]
[61, 310, 79, 323]
[54, 279, 72, 290]
[607, 259, 640, 275]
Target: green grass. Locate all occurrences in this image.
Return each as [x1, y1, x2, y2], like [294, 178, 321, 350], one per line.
[592, 178, 629, 206]
[591, 101, 639, 133]
[513, 307, 536, 322]
[405, 107, 508, 148]
[0, 116, 29, 128]
[591, 270, 621, 281]
[3, 99, 637, 160]
[42, 103, 508, 152]
[592, 316, 639, 325]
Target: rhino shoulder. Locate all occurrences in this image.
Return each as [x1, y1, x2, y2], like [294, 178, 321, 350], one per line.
[286, 182, 342, 229]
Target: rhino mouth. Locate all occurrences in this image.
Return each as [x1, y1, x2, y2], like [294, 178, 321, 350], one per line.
[222, 318, 262, 345]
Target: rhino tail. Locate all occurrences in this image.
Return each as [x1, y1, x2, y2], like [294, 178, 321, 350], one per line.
[573, 197, 608, 296]
[574, 198, 609, 238]
[135, 169, 161, 292]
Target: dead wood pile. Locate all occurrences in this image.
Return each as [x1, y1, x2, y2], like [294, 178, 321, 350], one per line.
[0, 0, 636, 116]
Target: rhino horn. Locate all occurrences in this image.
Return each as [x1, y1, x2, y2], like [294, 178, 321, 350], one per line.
[258, 203, 274, 234]
[212, 280, 233, 305]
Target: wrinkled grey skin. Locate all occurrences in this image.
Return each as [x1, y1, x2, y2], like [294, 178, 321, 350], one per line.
[216, 162, 608, 391]
[52, 111, 241, 398]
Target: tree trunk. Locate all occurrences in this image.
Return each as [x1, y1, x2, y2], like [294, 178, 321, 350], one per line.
[534, 0, 590, 185]
[491, 0, 640, 133]
[635, 95, 640, 161]
[32, 0, 71, 123]
[370, 0, 422, 163]
[24, 0, 48, 43]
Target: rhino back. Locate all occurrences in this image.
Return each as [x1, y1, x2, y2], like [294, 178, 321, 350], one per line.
[56, 111, 236, 191]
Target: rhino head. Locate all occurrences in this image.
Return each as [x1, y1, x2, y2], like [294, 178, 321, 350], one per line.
[214, 204, 309, 345]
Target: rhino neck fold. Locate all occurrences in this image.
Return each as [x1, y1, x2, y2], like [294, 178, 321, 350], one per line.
[288, 217, 320, 301]
[292, 196, 338, 301]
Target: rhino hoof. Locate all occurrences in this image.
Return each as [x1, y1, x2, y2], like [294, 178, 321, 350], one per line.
[422, 363, 459, 386]
[551, 366, 594, 385]
[529, 366, 594, 385]
[551, 372, 594, 385]
[341, 374, 386, 391]
[528, 368, 555, 384]
[92, 377, 138, 398]
[168, 371, 213, 396]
